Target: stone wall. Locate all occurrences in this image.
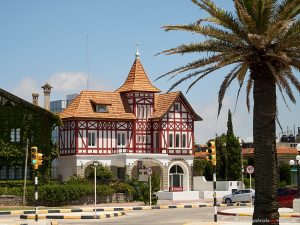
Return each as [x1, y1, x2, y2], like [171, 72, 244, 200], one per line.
[37, 193, 132, 207]
[0, 195, 23, 206]
[0, 193, 132, 206]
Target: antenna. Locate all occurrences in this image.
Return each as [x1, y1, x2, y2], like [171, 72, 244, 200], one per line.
[86, 35, 90, 90]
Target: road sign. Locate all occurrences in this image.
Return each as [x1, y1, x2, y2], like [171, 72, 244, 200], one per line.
[246, 165, 254, 174]
[147, 167, 152, 175]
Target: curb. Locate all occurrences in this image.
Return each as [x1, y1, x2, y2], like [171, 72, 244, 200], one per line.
[0, 202, 251, 216]
[20, 211, 126, 220]
[217, 210, 300, 218]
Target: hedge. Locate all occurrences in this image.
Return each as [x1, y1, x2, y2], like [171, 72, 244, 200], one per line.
[0, 180, 33, 187]
[26, 184, 115, 206]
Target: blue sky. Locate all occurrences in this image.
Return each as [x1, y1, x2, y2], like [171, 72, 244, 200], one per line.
[0, 0, 299, 143]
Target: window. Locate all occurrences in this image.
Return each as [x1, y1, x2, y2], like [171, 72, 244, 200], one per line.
[10, 128, 20, 142]
[117, 132, 126, 146]
[169, 165, 184, 188]
[182, 134, 186, 148]
[154, 132, 159, 148]
[96, 105, 107, 112]
[0, 166, 7, 179]
[175, 134, 180, 148]
[169, 133, 173, 147]
[138, 105, 144, 118]
[146, 135, 151, 144]
[174, 103, 180, 111]
[88, 131, 96, 147]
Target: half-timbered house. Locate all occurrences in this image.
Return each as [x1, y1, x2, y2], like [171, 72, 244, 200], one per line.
[58, 50, 202, 193]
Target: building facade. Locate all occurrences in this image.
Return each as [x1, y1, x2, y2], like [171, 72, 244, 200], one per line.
[58, 52, 201, 191]
[0, 88, 60, 180]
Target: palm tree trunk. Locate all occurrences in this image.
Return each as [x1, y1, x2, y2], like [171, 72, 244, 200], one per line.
[252, 68, 279, 225]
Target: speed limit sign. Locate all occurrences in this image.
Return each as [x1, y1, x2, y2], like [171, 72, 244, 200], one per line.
[246, 165, 254, 174]
[147, 167, 153, 175]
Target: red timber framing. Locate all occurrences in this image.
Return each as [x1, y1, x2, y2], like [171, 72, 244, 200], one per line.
[59, 120, 134, 156]
[59, 94, 196, 156]
[126, 92, 154, 154]
[154, 98, 194, 155]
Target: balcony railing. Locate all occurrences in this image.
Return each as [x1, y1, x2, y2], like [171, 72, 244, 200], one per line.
[111, 147, 192, 155]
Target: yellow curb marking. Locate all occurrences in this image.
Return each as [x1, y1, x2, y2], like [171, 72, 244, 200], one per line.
[60, 209, 71, 213]
[10, 210, 23, 215]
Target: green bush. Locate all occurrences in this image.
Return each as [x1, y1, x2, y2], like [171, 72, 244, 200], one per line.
[124, 176, 143, 201]
[97, 184, 115, 197]
[279, 163, 291, 185]
[63, 176, 89, 185]
[0, 180, 33, 187]
[26, 183, 115, 206]
[86, 164, 113, 182]
[112, 182, 135, 195]
[244, 178, 255, 188]
[0, 186, 23, 195]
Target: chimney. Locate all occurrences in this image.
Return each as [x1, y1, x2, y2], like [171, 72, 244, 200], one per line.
[32, 93, 39, 106]
[41, 83, 52, 111]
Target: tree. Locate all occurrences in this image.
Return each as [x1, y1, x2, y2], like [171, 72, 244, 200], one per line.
[215, 134, 226, 180]
[158, 1, 300, 223]
[87, 164, 113, 182]
[225, 110, 241, 181]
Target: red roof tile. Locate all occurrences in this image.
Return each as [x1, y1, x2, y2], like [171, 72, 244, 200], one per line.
[116, 58, 161, 93]
[60, 91, 135, 120]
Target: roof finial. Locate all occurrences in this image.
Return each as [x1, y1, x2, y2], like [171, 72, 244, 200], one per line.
[135, 42, 140, 59]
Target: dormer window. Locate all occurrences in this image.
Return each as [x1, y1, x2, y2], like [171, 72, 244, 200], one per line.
[96, 105, 108, 113]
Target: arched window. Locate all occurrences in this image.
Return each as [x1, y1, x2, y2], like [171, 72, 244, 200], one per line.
[169, 165, 184, 188]
[175, 133, 180, 148]
[169, 133, 173, 147]
[182, 134, 186, 148]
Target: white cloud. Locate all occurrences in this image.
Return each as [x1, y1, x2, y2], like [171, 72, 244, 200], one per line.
[12, 77, 39, 102]
[48, 72, 88, 92]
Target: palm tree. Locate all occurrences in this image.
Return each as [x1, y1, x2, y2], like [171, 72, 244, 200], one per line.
[158, 0, 300, 224]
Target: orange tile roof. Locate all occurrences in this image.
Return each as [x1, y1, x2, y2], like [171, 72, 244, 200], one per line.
[116, 58, 161, 93]
[151, 92, 179, 119]
[194, 151, 207, 158]
[150, 91, 202, 121]
[59, 91, 136, 120]
[242, 147, 298, 155]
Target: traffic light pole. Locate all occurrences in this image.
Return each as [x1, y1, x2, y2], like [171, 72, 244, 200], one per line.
[213, 165, 217, 222]
[34, 170, 38, 222]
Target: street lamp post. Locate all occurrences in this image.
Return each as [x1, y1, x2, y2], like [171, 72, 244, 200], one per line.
[93, 161, 99, 216]
[289, 144, 300, 198]
[238, 137, 244, 189]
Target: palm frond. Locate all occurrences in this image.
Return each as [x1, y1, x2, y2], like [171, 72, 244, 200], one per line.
[156, 41, 237, 56]
[233, 63, 249, 114]
[234, 0, 256, 33]
[186, 57, 242, 93]
[275, 0, 300, 21]
[284, 67, 300, 93]
[191, 0, 247, 40]
[154, 54, 223, 81]
[163, 24, 244, 44]
[267, 62, 296, 104]
[218, 64, 242, 116]
[246, 77, 253, 112]
[165, 66, 217, 92]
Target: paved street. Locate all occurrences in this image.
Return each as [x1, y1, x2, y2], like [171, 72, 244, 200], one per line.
[1, 207, 300, 225]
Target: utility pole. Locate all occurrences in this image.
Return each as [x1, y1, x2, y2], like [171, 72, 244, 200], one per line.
[213, 165, 217, 222]
[23, 139, 29, 206]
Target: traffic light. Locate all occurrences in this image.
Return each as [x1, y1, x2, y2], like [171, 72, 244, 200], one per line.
[206, 140, 216, 166]
[37, 152, 43, 167]
[31, 147, 38, 170]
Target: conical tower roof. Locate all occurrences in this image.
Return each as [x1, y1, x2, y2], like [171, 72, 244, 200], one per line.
[116, 50, 160, 93]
